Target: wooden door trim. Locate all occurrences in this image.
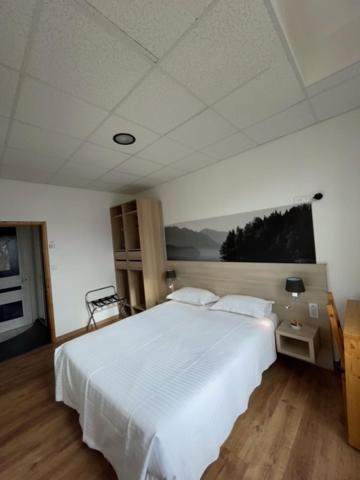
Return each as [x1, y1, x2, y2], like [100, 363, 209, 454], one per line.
[0, 221, 56, 343]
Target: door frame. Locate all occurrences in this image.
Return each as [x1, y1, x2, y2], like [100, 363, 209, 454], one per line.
[0, 221, 56, 343]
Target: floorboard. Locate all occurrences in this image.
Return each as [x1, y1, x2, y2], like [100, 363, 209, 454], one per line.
[0, 347, 359, 479]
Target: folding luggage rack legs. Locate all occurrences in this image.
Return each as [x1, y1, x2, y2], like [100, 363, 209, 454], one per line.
[85, 286, 128, 331]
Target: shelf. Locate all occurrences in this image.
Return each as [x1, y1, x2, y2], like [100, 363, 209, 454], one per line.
[124, 213, 140, 250]
[122, 200, 137, 214]
[116, 270, 130, 304]
[128, 270, 145, 310]
[115, 260, 127, 270]
[124, 210, 137, 215]
[127, 261, 143, 271]
[111, 216, 126, 251]
[110, 205, 122, 217]
[115, 260, 142, 270]
[114, 251, 126, 260]
[127, 250, 141, 261]
[279, 336, 310, 358]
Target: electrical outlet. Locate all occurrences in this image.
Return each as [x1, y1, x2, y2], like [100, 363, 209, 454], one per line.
[309, 303, 319, 318]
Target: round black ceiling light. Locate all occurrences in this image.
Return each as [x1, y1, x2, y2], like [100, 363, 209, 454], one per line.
[113, 133, 136, 145]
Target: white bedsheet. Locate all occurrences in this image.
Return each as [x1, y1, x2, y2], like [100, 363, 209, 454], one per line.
[55, 301, 276, 480]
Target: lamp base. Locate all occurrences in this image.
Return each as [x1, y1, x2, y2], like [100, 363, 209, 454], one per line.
[167, 280, 175, 293]
[290, 320, 303, 330]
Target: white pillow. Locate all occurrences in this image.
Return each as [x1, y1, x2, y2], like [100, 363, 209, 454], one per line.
[210, 294, 274, 318]
[167, 287, 219, 306]
[268, 312, 279, 327]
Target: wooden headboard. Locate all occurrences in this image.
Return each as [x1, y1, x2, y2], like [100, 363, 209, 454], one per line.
[167, 260, 333, 370]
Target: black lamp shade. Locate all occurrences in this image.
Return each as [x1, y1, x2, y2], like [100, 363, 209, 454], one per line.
[166, 270, 176, 280]
[285, 277, 305, 294]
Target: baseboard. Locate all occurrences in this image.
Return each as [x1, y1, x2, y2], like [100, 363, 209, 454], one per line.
[55, 315, 120, 345]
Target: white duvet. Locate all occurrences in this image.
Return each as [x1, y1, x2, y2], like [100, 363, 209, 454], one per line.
[55, 301, 276, 480]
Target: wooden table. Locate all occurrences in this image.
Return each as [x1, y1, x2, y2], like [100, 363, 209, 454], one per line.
[344, 299, 360, 449]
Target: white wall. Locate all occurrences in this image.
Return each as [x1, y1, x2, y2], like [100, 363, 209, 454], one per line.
[0, 179, 128, 336]
[146, 108, 360, 321]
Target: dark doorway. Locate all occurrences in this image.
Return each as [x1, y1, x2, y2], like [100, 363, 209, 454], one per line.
[0, 224, 53, 361]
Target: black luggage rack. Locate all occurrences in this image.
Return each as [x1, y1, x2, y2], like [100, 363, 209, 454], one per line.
[85, 285, 128, 331]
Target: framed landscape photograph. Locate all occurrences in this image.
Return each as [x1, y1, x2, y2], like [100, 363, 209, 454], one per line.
[165, 203, 316, 264]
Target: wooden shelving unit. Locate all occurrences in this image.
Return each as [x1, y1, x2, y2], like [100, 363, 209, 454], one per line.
[110, 198, 166, 316]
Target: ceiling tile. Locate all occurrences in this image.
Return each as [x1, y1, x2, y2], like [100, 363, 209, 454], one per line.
[0, 0, 37, 69]
[9, 121, 82, 158]
[139, 137, 193, 164]
[99, 170, 140, 185]
[126, 176, 163, 189]
[0, 117, 9, 146]
[115, 157, 161, 176]
[3, 147, 65, 172]
[86, 180, 126, 193]
[58, 163, 109, 180]
[0, 66, 19, 117]
[89, 114, 159, 154]
[86, 0, 212, 58]
[161, 0, 288, 104]
[309, 74, 360, 121]
[0, 164, 53, 184]
[117, 183, 151, 195]
[244, 101, 315, 144]
[16, 77, 108, 139]
[168, 109, 237, 149]
[213, 65, 304, 129]
[171, 152, 217, 172]
[147, 165, 186, 182]
[202, 131, 256, 160]
[271, 0, 360, 87]
[116, 69, 205, 134]
[27, 0, 151, 110]
[306, 60, 360, 97]
[72, 142, 129, 169]
[49, 173, 91, 188]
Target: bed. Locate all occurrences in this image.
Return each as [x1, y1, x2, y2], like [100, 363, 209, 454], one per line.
[55, 301, 277, 480]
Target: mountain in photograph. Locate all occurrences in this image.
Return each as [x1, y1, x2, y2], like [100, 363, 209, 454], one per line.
[165, 226, 223, 261]
[165, 226, 218, 248]
[200, 228, 228, 245]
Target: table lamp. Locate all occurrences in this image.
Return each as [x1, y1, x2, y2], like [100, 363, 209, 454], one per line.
[285, 277, 305, 329]
[166, 269, 176, 292]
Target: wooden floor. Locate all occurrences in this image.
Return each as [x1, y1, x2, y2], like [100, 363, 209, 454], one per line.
[0, 346, 359, 480]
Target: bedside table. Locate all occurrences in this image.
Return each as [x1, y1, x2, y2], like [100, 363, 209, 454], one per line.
[276, 321, 320, 364]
